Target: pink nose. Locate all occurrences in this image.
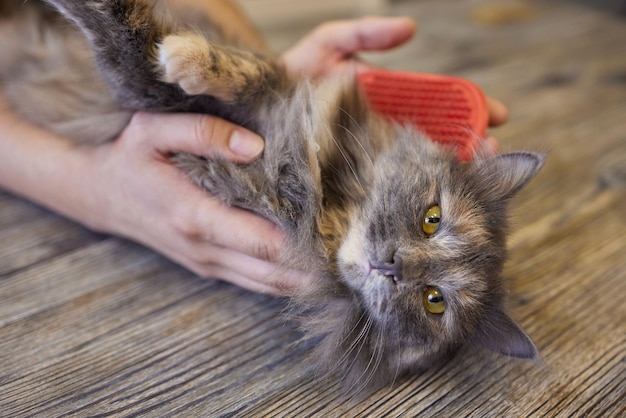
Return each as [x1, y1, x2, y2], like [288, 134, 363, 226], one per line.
[370, 255, 403, 283]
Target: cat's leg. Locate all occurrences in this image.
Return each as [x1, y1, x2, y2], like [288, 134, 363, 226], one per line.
[43, 0, 290, 112]
[42, 0, 182, 109]
[158, 33, 288, 104]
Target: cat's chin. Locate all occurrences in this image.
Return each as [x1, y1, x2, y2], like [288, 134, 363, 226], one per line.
[339, 264, 398, 321]
[336, 232, 400, 320]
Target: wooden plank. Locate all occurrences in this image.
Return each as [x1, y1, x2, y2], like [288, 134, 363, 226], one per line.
[0, 193, 104, 276]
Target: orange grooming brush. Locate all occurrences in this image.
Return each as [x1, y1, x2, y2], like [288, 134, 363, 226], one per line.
[358, 70, 490, 161]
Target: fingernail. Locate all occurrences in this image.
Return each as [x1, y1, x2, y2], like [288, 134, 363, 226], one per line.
[229, 130, 264, 159]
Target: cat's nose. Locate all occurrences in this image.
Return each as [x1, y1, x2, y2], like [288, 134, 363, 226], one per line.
[371, 255, 403, 283]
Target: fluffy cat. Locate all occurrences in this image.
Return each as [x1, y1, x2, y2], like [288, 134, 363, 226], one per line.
[0, 0, 543, 393]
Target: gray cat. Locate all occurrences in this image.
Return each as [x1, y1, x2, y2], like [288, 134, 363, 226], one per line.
[0, 0, 543, 393]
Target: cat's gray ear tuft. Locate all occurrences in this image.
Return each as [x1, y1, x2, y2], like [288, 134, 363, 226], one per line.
[477, 152, 545, 200]
[474, 308, 539, 360]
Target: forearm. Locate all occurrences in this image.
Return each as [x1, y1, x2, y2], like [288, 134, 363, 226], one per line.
[0, 96, 101, 229]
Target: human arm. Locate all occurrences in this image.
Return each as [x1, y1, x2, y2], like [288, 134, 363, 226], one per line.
[0, 96, 292, 295]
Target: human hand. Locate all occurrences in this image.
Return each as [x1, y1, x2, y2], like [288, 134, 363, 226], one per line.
[483, 97, 509, 154]
[84, 112, 294, 295]
[282, 16, 417, 79]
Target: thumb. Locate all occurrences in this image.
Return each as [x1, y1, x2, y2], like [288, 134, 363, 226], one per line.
[129, 112, 264, 163]
[319, 16, 417, 55]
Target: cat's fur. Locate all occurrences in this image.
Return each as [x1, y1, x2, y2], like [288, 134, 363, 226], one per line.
[0, 0, 544, 393]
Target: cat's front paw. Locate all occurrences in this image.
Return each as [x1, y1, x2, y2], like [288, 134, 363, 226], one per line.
[158, 34, 215, 97]
[158, 33, 269, 103]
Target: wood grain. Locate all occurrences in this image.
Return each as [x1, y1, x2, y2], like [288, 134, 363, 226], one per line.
[1, 0, 625, 416]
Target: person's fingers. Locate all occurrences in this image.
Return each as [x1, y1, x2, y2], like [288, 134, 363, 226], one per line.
[198, 201, 286, 263]
[487, 97, 509, 127]
[190, 246, 301, 294]
[143, 217, 289, 295]
[128, 112, 264, 163]
[316, 16, 417, 55]
[195, 264, 286, 296]
[282, 17, 416, 79]
[111, 112, 287, 270]
[167, 191, 286, 263]
[167, 240, 301, 296]
[152, 194, 305, 294]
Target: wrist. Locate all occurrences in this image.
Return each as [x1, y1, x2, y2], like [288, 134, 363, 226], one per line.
[0, 106, 104, 230]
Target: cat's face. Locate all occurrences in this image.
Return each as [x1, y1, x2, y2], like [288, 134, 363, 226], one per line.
[336, 129, 543, 368]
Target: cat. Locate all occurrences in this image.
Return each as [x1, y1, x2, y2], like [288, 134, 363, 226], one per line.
[0, 0, 544, 393]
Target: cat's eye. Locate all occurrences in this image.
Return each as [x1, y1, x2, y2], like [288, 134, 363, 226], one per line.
[423, 286, 446, 314]
[422, 205, 441, 236]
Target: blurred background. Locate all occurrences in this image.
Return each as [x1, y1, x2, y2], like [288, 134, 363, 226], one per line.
[239, 0, 626, 27]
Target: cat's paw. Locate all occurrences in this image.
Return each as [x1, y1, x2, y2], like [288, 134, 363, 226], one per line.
[158, 34, 215, 97]
[158, 33, 268, 103]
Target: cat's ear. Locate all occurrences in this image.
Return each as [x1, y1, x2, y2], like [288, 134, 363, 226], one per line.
[473, 308, 539, 360]
[476, 152, 545, 200]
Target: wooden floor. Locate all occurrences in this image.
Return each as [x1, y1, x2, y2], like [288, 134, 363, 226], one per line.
[1, 0, 625, 416]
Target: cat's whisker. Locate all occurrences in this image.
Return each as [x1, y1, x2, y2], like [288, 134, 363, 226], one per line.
[336, 106, 368, 141]
[343, 318, 372, 394]
[328, 311, 368, 371]
[330, 312, 370, 374]
[337, 106, 395, 202]
[354, 321, 386, 396]
[328, 132, 365, 192]
[340, 314, 374, 386]
[334, 123, 375, 169]
[339, 310, 368, 347]
[388, 340, 403, 393]
[343, 315, 381, 395]
[373, 327, 404, 400]
[335, 106, 392, 204]
[348, 314, 373, 364]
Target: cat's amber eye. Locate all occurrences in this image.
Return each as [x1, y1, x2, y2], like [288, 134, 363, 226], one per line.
[423, 286, 446, 314]
[422, 205, 441, 236]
